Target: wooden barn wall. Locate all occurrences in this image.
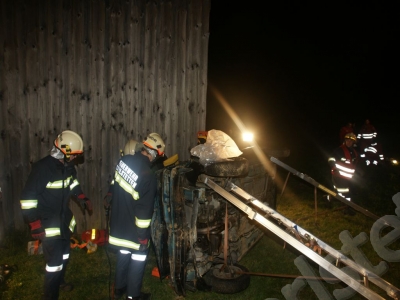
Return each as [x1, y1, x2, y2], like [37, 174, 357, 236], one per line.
[0, 0, 210, 238]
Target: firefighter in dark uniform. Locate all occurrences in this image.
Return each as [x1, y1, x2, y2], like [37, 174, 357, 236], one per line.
[328, 132, 359, 215]
[108, 133, 165, 300]
[357, 119, 384, 167]
[20, 130, 92, 300]
[339, 122, 354, 144]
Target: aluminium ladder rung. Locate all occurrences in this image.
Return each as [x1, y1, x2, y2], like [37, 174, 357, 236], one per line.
[201, 175, 400, 300]
[222, 179, 400, 300]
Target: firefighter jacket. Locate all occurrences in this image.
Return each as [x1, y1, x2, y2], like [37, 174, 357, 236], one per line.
[20, 155, 84, 239]
[357, 123, 377, 141]
[328, 144, 358, 180]
[357, 124, 384, 165]
[108, 153, 157, 251]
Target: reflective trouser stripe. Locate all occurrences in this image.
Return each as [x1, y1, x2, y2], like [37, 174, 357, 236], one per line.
[135, 217, 151, 228]
[119, 250, 147, 261]
[20, 199, 38, 209]
[69, 217, 76, 232]
[337, 192, 351, 201]
[337, 187, 349, 193]
[63, 253, 69, 260]
[131, 253, 147, 261]
[45, 228, 61, 237]
[109, 235, 140, 250]
[46, 264, 63, 272]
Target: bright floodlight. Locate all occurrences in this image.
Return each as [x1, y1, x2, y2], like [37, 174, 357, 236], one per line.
[242, 132, 254, 142]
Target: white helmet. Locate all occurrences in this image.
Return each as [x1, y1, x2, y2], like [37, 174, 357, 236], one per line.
[123, 139, 142, 156]
[143, 133, 165, 156]
[54, 130, 84, 160]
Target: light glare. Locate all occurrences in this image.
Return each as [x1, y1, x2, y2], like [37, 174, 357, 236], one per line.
[242, 132, 254, 142]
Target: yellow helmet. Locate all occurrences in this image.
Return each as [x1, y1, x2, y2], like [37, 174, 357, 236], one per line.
[344, 132, 357, 142]
[54, 130, 84, 158]
[143, 133, 165, 156]
[123, 139, 142, 156]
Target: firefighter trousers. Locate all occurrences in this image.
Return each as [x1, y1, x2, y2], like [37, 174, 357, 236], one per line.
[332, 175, 353, 201]
[115, 248, 148, 298]
[42, 238, 70, 300]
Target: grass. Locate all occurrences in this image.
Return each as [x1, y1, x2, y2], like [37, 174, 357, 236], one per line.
[1, 161, 400, 300]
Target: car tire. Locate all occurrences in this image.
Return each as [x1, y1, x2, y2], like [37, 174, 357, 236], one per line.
[204, 157, 249, 177]
[203, 263, 250, 294]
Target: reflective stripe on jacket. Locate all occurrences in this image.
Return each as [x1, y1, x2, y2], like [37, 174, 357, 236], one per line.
[328, 144, 358, 179]
[20, 155, 84, 238]
[108, 153, 157, 251]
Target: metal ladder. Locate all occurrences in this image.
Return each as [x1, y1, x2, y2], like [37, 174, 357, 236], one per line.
[200, 173, 400, 300]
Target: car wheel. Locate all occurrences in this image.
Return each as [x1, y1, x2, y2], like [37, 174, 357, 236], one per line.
[204, 157, 249, 177]
[203, 263, 250, 294]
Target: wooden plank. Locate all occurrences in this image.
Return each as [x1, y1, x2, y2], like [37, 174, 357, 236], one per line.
[0, 0, 16, 231]
[37, 1, 50, 156]
[49, 1, 62, 141]
[0, 0, 211, 231]
[0, 0, 6, 238]
[60, 0, 71, 130]
[176, 7, 187, 157]
[129, 1, 144, 141]
[89, 0, 107, 228]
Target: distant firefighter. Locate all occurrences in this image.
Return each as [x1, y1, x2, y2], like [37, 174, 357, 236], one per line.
[357, 119, 384, 166]
[328, 132, 359, 215]
[339, 122, 354, 144]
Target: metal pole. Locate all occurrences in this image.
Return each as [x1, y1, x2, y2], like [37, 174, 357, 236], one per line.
[279, 172, 291, 199]
[270, 156, 380, 221]
[314, 187, 318, 225]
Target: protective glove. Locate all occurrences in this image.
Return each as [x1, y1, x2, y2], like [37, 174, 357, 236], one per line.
[83, 198, 93, 214]
[78, 194, 93, 214]
[29, 220, 45, 241]
[138, 238, 149, 252]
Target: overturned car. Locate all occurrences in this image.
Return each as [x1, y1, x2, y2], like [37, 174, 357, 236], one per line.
[151, 143, 290, 295]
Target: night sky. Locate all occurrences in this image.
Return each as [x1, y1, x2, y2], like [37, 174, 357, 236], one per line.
[206, 2, 399, 161]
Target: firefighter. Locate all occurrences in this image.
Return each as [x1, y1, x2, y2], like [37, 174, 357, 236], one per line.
[123, 138, 143, 156]
[328, 132, 359, 215]
[357, 119, 384, 167]
[108, 133, 165, 300]
[339, 122, 354, 144]
[103, 139, 143, 209]
[20, 130, 92, 300]
[146, 133, 167, 172]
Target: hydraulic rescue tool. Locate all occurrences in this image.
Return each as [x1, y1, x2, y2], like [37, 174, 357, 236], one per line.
[200, 167, 400, 300]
